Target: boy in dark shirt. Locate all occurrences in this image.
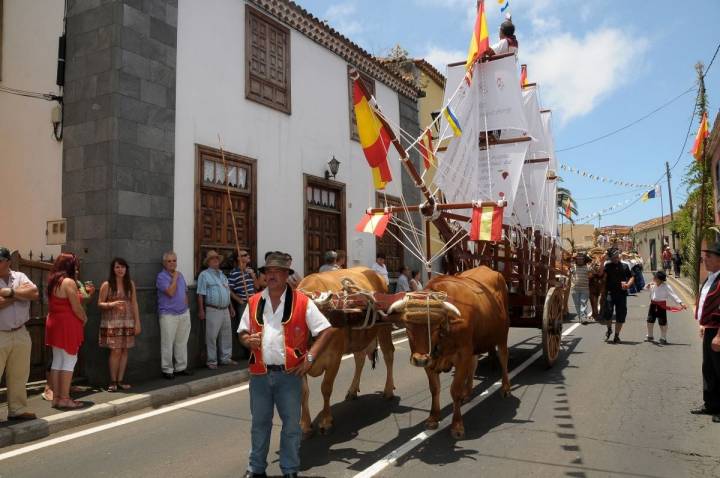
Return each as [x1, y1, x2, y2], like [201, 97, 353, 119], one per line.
[601, 248, 634, 343]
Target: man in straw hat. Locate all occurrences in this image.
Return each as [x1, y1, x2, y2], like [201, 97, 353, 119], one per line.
[691, 242, 720, 423]
[238, 252, 332, 478]
[197, 250, 236, 369]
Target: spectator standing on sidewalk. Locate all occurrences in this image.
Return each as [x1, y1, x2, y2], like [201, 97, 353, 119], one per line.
[644, 271, 686, 344]
[197, 250, 236, 369]
[662, 247, 672, 274]
[45, 253, 88, 409]
[98, 257, 141, 391]
[601, 248, 634, 343]
[0, 247, 39, 421]
[571, 254, 591, 324]
[371, 253, 389, 286]
[396, 266, 411, 293]
[318, 250, 339, 272]
[156, 251, 192, 379]
[228, 250, 256, 360]
[673, 249, 683, 278]
[691, 243, 720, 423]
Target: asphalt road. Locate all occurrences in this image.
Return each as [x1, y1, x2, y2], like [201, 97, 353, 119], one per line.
[1, 283, 718, 478]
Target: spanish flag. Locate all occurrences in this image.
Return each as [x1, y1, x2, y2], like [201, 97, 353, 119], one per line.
[419, 129, 435, 170]
[520, 64, 528, 87]
[464, 0, 490, 84]
[691, 112, 710, 161]
[353, 79, 393, 189]
[355, 212, 392, 237]
[470, 205, 503, 241]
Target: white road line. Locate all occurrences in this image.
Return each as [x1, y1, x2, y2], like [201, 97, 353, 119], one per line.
[354, 322, 582, 478]
[0, 335, 410, 461]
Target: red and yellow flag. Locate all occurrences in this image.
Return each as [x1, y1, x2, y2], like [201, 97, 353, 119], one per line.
[520, 64, 528, 87]
[353, 79, 393, 189]
[419, 129, 435, 170]
[565, 200, 572, 218]
[464, 1, 490, 84]
[692, 112, 710, 161]
[470, 206, 503, 241]
[355, 212, 392, 237]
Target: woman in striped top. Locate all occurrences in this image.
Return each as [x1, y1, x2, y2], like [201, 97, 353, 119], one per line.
[571, 254, 591, 324]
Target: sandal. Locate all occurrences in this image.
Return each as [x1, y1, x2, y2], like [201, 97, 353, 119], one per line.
[118, 383, 132, 390]
[107, 383, 118, 392]
[54, 399, 87, 410]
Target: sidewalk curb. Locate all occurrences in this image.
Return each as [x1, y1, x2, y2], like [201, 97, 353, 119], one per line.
[1, 369, 250, 448]
[1, 328, 407, 449]
[668, 275, 695, 299]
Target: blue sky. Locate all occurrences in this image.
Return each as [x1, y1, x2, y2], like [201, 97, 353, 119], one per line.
[297, 0, 720, 227]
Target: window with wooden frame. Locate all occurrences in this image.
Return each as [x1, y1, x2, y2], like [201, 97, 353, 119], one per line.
[245, 6, 291, 114]
[376, 193, 403, 279]
[304, 176, 346, 276]
[195, 145, 257, 276]
[348, 66, 375, 141]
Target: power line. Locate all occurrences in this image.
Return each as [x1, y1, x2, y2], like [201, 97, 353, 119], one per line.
[556, 86, 695, 152]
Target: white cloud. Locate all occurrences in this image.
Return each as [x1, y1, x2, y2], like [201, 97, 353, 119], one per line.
[422, 46, 466, 71]
[522, 28, 648, 124]
[323, 2, 363, 36]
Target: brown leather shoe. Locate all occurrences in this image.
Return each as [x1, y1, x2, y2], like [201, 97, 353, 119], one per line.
[8, 412, 37, 421]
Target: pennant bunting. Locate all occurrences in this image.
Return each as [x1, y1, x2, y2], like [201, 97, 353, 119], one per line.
[470, 206, 503, 241]
[444, 106, 463, 136]
[419, 129, 435, 170]
[691, 112, 710, 161]
[355, 212, 392, 237]
[352, 79, 393, 190]
[464, 0, 490, 84]
[559, 163, 654, 188]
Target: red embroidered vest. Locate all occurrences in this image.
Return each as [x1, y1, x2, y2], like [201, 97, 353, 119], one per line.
[696, 275, 720, 327]
[247, 287, 310, 374]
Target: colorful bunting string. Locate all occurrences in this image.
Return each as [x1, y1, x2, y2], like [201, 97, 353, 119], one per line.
[559, 163, 654, 189]
[573, 190, 653, 223]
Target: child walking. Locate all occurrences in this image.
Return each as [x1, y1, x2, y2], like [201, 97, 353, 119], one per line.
[644, 271, 686, 344]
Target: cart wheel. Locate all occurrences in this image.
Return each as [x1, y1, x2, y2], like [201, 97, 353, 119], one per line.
[542, 286, 564, 367]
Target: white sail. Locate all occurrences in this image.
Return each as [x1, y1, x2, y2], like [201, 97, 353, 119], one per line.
[522, 85, 550, 159]
[513, 160, 549, 228]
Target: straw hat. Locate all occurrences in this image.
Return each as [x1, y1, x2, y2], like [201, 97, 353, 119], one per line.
[203, 250, 224, 266]
[259, 252, 294, 275]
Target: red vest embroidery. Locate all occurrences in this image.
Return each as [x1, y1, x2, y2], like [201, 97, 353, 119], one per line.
[247, 287, 310, 374]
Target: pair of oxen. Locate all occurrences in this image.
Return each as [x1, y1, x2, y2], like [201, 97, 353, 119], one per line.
[296, 266, 511, 440]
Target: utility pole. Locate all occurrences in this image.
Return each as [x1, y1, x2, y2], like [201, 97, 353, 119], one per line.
[694, 62, 708, 296]
[666, 161, 676, 251]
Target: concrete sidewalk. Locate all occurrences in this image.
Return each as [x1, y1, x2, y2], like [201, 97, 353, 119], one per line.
[667, 273, 695, 300]
[0, 363, 250, 448]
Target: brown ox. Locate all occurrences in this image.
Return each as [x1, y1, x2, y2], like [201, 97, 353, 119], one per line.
[297, 267, 395, 437]
[387, 266, 510, 439]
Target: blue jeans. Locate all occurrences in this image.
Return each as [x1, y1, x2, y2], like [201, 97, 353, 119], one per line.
[248, 371, 302, 475]
[572, 289, 590, 322]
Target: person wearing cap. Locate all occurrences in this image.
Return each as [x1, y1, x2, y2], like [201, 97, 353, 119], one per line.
[318, 250, 339, 273]
[644, 270, 686, 344]
[238, 252, 332, 478]
[0, 247, 40, 421]
[691, 243, 720, 423]
[488, 16, 519, 56]
[197, 250, 236, 369]
[571, 253, 592, 324]
[600, 247, 634, 343]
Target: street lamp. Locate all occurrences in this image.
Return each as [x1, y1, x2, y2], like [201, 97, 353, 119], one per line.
[325, 156, 341, 180]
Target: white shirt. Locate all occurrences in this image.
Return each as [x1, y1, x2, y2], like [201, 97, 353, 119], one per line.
[491, 38, 517, 56]
[648, 283, 683, 305]
[237, 287, 331, 365]
[697, 270, 720, 321]
[0, 270, 34, 331]
[371, 262, 389, 285]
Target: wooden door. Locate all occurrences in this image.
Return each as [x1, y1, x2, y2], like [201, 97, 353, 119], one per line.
[195, 145, 256, 275]
[304, 176, 346, 276]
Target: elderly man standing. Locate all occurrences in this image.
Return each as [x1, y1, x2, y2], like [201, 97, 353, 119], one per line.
[197, 250, 236, 369]
[238, 252, 332, 478]
[156, 251, 192, 379]
[0, 247, 39, 421]
[692, 243, 720, 423]
[318, 250, 339, 272]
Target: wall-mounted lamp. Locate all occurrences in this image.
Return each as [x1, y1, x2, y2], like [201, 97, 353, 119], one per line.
[325, 155, 341, 180]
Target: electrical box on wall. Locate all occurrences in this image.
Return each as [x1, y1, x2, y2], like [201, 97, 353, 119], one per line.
[46, 219, 67, 245]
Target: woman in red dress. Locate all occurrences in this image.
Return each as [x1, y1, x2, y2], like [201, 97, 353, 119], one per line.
[45, 253, 88, 410]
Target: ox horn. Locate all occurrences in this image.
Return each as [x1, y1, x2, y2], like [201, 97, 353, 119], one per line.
[441, 301, 461, 318]
[387, 297, 408, 315]
[312, 291, 333, 305]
